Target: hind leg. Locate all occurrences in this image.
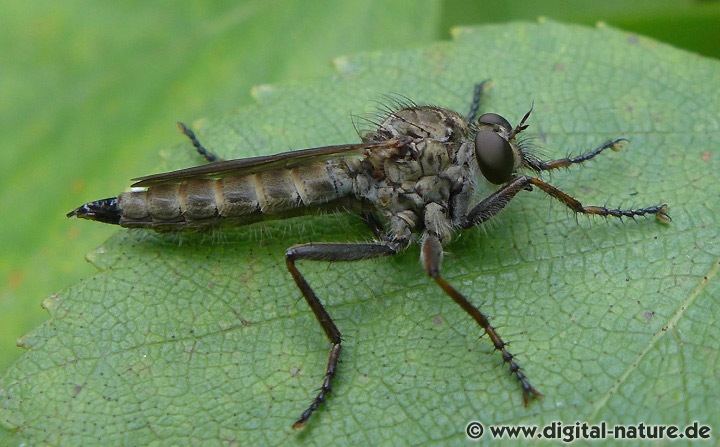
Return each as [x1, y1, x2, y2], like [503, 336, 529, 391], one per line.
[176, 122, 223, 163]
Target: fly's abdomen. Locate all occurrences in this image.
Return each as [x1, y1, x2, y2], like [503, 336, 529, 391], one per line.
[115, 161, 354, 230]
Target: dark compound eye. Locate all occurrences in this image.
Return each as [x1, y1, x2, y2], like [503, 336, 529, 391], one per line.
[478, 113, 512, 132]
[475, 130, 514, 184]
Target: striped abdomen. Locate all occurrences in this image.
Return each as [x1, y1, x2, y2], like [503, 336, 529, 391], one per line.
[73, 161, 357, 231]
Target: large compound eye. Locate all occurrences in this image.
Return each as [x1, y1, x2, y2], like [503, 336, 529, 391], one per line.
[478, 112, 512, 132]
[475, 130, 514, 184]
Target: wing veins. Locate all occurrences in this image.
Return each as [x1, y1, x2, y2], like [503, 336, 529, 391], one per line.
[131, 139, 404, 187]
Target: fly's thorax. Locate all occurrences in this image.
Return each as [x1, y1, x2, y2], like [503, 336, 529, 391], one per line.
[363, 105, 470, 144]
[117, 160, 354, 229]
[356, 104, 472, 203]
[362, 139, 456, 210]
[357, 132, 472, 246]
[352, 105, 479, 243]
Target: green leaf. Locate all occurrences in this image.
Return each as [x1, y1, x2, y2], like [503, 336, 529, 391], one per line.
[2, 20, 719, 445]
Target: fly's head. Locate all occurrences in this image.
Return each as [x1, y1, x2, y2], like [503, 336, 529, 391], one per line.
[473, 107, 533, 184]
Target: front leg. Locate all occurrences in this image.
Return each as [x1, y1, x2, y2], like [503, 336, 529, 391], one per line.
[462, 175, 670, 229]
[285, 242, 400, 429]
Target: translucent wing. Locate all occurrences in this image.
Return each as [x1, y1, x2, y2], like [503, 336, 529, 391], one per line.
[131, 139, 405, 187]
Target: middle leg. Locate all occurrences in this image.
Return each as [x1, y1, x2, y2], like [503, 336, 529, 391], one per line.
[421, 233, 541, 404]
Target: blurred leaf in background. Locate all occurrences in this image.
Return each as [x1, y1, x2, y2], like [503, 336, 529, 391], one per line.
[441, 0, 720, 59]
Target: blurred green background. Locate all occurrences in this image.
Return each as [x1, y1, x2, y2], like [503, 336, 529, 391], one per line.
[1, 0, 718, 373]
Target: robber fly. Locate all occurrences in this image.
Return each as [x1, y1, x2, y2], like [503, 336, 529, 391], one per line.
[68, 82, 670, 428]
